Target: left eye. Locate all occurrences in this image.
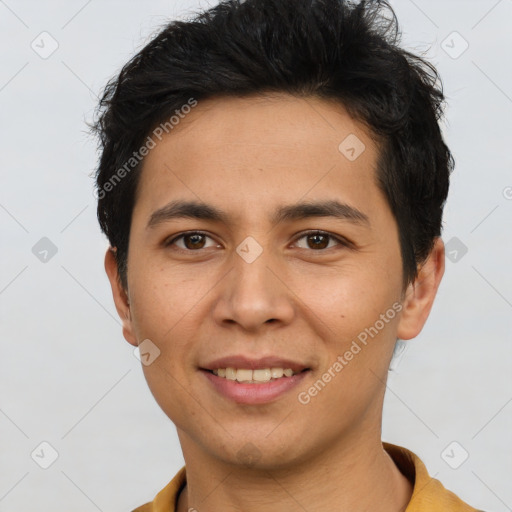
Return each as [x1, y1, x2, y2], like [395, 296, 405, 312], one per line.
[294, 231, 346, 250]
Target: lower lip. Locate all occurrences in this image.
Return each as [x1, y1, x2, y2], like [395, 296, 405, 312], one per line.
[201, 370, 310, 405]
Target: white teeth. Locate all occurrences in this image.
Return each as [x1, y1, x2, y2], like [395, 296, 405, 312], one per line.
[270, 368, 284, 378]
[211, 367, 299, 383]
[236, 369, 253, 382]
[253, 369, 271, 382]
[226, 368, 237, 380]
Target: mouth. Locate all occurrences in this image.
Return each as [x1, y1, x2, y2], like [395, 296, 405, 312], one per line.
[199, 357, 311, 404]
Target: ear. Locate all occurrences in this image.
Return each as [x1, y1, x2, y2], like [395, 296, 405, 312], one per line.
[104, 247, 138, 347]
[397, 237, 445, 340]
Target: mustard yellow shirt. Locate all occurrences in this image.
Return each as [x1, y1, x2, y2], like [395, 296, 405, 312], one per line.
[132, 443, 481, 512]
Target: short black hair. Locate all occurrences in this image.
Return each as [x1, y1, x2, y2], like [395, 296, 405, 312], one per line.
[92, 0, 454, 290]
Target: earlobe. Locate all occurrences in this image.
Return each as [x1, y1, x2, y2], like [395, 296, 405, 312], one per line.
[396, 237, 445, 341]
[104, 248, 138, 347]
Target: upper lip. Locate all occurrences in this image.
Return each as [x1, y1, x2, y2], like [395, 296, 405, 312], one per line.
[201, 355, 309, 372]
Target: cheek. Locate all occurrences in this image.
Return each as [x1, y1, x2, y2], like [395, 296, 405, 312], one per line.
[128, 260, 199, 335]
[129, 267, 201, 424]
[127, 259, 218, 376]
[291, 261, 401, 341]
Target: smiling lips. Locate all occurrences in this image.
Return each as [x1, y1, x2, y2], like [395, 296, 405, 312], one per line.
[201, 356, 310, 403]
[202, 355, 309, 380]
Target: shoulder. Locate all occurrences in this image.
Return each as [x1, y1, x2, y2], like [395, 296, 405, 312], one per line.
[129, 466, 187, 512]
[384, 442, 481, 512]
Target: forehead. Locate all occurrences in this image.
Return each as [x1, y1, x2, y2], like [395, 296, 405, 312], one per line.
[154, 93, 374, 153]
[133, 93, 384, 224]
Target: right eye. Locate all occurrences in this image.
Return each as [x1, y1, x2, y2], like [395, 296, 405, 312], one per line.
[164, 231, 221, 251]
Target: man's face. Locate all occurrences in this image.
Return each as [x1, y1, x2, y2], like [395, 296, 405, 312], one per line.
[113, 94, 414, 468]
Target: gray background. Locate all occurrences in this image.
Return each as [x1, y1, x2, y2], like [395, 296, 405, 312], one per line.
[1, 0, 511, 510]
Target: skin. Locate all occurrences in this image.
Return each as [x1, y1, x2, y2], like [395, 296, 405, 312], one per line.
[105, 93, 445, 512]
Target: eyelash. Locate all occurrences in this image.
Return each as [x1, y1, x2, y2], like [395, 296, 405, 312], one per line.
[164, 230, 351, 252]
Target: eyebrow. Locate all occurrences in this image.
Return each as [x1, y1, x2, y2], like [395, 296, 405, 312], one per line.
[146, 199, 370, 229]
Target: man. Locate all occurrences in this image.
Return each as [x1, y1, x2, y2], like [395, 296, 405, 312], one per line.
[92, 0, 481, 510]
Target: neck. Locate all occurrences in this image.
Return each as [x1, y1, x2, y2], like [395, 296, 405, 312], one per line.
[176, 430, 412, 512]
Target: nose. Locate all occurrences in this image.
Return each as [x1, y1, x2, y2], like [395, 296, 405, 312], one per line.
[212, 243, 295, 332]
